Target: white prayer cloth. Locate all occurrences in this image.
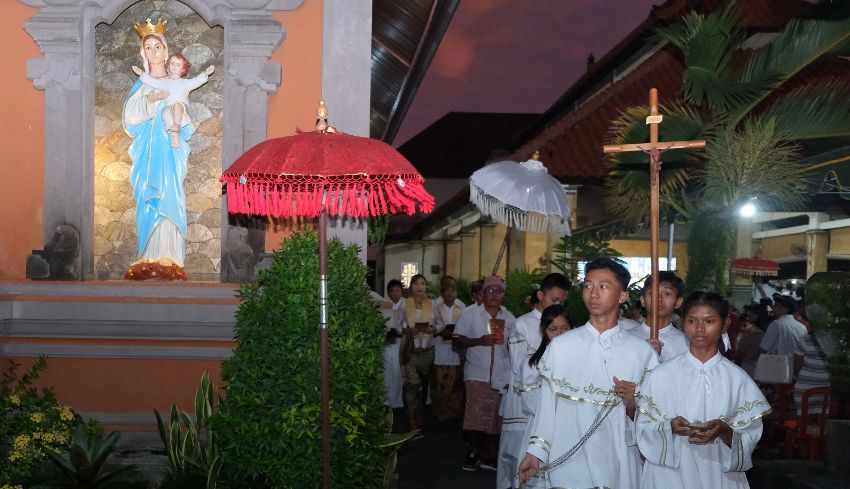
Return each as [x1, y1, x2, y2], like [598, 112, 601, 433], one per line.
[629, 321, 690, 362]
[497, 308, 543, 489]
[381, 297, 404, 408]
[525, 321, 659, 489]
[636, 352, 770, 489]
[432, 297, 465, 366]
[455, 304, 514, 384]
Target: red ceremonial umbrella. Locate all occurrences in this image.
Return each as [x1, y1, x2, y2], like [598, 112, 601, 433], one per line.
[220, 102, 434, 488]
[731, 257, 781, 277]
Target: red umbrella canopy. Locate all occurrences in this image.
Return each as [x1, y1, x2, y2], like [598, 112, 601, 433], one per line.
[731, 257, 781, 276]
[221, 128, 434, 218]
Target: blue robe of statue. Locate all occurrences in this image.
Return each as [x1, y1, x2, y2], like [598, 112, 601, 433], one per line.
[123, 79, 193, 264]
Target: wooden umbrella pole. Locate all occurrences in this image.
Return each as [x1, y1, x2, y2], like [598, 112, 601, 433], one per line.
[319, 210, 331, 489]
[492, 226, 512, 276]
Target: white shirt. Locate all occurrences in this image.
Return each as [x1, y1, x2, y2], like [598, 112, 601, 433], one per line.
[432, 297, 465, 366]
[381, 297, 405, 346]
[455, 303, 514, 383]
[760, 314, 807, 357]
[637, 352, 769, 489]
[526, 321, 659, 489]
[620, 317, 642, 332]
[629, 321, 690, 362]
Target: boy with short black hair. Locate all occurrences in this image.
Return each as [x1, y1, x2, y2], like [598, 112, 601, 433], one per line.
[382, 279, 406, 410]
[630, 271, 689, 362]
[519, 258, 658, 488]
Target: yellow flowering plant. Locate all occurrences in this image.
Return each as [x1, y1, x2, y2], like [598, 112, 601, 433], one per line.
[1, 356, 77, 485]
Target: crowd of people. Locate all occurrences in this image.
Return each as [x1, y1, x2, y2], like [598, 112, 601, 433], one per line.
[378, 258, 831, 489]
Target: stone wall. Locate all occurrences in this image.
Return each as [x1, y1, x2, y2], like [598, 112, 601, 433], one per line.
[93, 0, 223, 280]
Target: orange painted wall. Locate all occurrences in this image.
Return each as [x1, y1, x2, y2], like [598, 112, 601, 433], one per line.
[0, 3, 44, 280]
[265, 0, 324, 252]
[13, 356, 224, 420]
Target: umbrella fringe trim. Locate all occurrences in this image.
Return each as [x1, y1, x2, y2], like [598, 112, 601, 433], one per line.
[470, 186, 570, 235]
[225, 181, 434, 217]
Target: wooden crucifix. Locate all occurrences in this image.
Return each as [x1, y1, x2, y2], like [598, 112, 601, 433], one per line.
[603, 89, 706, 339]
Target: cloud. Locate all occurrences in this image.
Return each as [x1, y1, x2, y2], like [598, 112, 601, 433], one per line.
[396, 0, 661, 144]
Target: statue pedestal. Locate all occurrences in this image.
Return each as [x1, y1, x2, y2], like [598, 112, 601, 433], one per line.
[0, 280, 238, 467]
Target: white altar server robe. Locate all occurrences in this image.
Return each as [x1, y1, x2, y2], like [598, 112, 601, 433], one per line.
[629, 321, 690, 362]
[497, 308, 543, 488]
[526, 322, 658, 489]
[636, 352, 770, 489]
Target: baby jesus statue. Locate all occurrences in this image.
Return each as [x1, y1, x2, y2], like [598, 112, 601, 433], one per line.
[132, 54, 214, 148]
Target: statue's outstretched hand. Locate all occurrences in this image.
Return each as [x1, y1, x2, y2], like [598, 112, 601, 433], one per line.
[132, 65, 144, 76]
[205, 65, 215, 76]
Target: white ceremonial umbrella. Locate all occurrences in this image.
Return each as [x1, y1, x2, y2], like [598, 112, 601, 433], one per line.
[469, 156, 571, 274]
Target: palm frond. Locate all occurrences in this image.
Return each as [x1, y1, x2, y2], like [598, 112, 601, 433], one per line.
[703, 117, 812, 210]
[731, 14, 850, 125]
[762, 80, 850, 140]
[657, 4, 773, 111]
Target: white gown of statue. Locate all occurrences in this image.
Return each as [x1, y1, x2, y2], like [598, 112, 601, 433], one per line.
[525, 322, 658, 489]
[636, 352, 770, 489]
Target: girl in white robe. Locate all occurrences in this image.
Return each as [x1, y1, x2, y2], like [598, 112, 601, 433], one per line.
[636, 291, 770, 489]
[511, 304, 572, 488]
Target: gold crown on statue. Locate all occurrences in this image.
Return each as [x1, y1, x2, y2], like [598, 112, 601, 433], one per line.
[133, 18, 167, 38]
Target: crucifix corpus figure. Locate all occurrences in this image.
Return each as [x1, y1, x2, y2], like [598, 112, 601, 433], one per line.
[602, 88, 706, 340]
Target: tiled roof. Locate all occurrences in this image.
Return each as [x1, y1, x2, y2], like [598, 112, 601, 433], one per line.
[511, 47, 686, 182]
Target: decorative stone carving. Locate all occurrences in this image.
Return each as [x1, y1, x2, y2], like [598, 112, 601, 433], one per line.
[26, 224, 81, 280]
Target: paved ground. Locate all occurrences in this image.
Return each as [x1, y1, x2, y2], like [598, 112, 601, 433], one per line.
[397, 427, 496, 489]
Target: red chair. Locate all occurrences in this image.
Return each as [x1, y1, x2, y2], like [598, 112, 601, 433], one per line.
[782, 386, 832, 460]
[760, 384, 794, 454]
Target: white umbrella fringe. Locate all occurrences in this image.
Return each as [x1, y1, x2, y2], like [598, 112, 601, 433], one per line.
[470, 185, 570, 236]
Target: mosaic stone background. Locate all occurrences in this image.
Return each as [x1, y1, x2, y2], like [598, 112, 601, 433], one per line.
[94, 0, 223, 281]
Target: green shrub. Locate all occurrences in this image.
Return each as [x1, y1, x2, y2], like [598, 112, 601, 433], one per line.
[156, 372, 221, 488]
[503, 268, 544, 317]
[215, 231, 387, 487]
[0, 357, 77, 485]
[565, 283, 589, 327]
[805, 272, 850, 395]
[39, 424, 148, 488]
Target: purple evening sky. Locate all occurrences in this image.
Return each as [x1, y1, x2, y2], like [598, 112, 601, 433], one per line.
[395, 0, 662, 146]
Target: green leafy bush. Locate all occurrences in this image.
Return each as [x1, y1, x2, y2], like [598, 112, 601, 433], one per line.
[39, 424, 148, 488]
[156, 372, 221, 488]
[503, 268, 544, 317]
[0, 357, 76, 485]
[215, 231, 387, 487]
[805, 272, 850, 395]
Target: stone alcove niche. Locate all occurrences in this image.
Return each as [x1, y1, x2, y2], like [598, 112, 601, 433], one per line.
[23, 0, 304, 282]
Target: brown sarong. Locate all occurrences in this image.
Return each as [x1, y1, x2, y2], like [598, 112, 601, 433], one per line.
[463, 380, 502, 435]
[430, 365, 464, 423]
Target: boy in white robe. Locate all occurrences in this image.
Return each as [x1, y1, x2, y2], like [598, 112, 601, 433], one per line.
[518, 258, 658, 488]
[381, 279, 405, 410]
[629, 271, 689, 362]
[496, 273, 569, 489]
[636, 291, 769, 489]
